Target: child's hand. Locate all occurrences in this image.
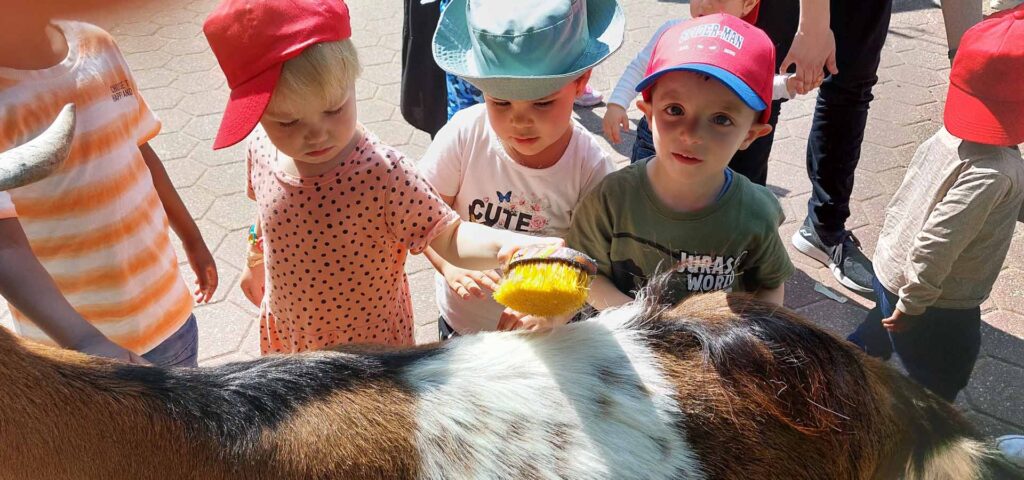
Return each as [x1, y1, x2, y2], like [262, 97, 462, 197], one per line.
[785, 72, 823, 96]
[74, 336, 151, 365]
[442, 265, 501, 300]
[496, 235, 565, 268]
[602, 104, 631, 144]
[185, 241, 219, 303]
[496, 307, 573, 332]
[882, 309, 916, 333]
[240, 262, 266, 307]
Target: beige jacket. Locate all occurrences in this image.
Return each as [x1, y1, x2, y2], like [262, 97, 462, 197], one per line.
[873, 128, 1024, 315]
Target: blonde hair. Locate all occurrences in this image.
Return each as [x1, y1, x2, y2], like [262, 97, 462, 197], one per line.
[271, 39, 361, 109]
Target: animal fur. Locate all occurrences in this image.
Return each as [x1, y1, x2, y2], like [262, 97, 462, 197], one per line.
[0, 286, 1019, 479]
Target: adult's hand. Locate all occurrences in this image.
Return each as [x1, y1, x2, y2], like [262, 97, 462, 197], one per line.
[780, 26, 838, 91]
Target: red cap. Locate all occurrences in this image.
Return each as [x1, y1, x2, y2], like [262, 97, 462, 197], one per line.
[944, 4, 1024, 145]
[203, 0, 352, 150]
[636, 14, 775, 124]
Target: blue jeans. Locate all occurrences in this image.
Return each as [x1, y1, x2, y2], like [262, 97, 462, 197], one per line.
[142, 314, 199, 368]
[847, 278, 981, 402]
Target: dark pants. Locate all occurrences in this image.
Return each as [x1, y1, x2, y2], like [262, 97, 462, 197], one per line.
[438, 315, 459, 341]
[758, 0, 893, 244]
[630, 117, 656, 164]
[848, 278, 981, 402]
[401, 0, 448, 137]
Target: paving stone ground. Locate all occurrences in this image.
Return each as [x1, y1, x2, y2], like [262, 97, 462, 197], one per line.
[2, 0, 1020, 438]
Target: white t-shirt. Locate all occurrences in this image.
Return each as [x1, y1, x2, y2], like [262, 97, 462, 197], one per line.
[608, 19, 794, 110]
[419, 104, 615, 333]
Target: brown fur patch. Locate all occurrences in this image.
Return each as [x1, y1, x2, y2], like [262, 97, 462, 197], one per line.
[642, 292, 923, 479]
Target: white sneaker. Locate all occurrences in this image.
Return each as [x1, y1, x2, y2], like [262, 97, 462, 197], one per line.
[997, 435, 1024, 469]
[990, 0, 1023, 11]
[574, 85, 604, 107]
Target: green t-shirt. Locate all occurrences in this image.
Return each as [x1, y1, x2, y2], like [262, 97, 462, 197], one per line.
[567, 160, 794, 303]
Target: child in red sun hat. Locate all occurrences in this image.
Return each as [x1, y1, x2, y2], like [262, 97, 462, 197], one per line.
[849, 4, 1024, 403]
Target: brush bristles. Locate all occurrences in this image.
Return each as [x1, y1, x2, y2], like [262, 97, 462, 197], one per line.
[493, 262, 591, 317]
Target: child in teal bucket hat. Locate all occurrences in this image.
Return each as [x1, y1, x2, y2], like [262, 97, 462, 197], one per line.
[419, 0, 622, 336]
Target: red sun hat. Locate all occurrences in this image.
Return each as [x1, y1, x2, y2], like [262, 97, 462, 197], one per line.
[944, 4, 1024, 146]
[636, 13, 775, 124]
[203, 0, 352, 150]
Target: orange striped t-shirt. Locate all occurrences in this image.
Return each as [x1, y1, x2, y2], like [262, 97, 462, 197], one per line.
[0, 21, 193, 354]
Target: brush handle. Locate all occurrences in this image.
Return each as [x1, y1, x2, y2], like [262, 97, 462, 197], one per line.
[507, 246, 597, 276]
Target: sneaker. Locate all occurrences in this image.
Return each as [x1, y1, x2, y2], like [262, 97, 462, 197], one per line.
[991, 0, 1023, 11]
[791, 218, 875, 294]
[574, 85, 604, 107]
[997, 435, 1024, 469]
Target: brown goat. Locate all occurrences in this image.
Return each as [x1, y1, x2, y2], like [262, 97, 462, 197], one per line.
[1, 287, 1020, 479]
[2, 105, 1021, 480]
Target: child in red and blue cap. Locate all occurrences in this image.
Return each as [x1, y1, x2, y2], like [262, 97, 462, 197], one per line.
[568, 13, 794, 309]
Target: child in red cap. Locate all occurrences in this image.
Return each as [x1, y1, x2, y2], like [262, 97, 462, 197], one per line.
[568, 14, 794, 309]
[848, 4, 1024, 403]
[203, 0, 552, 353]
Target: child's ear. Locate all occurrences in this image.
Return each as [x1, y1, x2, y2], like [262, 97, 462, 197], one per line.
[574, 70, 594, 96]
[739, 122, 773, 150]
[636, 98, 653, 121]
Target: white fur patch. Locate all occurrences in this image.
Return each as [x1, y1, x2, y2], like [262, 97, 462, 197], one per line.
[404, 307, 705, 479]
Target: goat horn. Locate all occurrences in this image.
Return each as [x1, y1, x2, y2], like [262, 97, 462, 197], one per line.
[0, 103, 76, 191]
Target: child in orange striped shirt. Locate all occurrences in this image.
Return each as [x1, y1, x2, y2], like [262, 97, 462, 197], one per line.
[0, 2, 218, 367]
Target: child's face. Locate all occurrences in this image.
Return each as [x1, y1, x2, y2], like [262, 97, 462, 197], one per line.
[639, 71, 771, 180]
[483, 74, 588, 161]
[260, 84, 358, 165]
[689, 0, 758, 18]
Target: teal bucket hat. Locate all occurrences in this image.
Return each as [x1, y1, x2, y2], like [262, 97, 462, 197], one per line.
[432, 0, 624, 100]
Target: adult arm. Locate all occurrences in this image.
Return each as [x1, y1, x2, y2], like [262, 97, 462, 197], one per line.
[780, 0, 837, 90]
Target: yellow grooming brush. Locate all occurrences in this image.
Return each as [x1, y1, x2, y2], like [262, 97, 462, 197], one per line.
[492, 246, 598, 317]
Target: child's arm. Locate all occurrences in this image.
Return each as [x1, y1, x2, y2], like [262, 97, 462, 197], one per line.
[140, 143, 218, 303]
[429, 220, 562, 272]
[891, 168, 1012, 321]
[588, 274, 634, 310]
[602, 19, 681, 144]
[0, 218, 147, 363]
[239, 217, 265, 306]
[422, 193, 502, 299]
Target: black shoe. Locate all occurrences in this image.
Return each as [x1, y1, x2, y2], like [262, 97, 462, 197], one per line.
[791, 218, 875, 293]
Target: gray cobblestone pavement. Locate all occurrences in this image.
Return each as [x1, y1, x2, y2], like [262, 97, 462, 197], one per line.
[2, 0, 1020, 438]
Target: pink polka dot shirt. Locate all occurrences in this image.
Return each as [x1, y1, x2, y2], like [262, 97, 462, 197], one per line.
[246, 127, 458, 354]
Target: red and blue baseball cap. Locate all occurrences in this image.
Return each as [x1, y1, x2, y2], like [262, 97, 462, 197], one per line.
[636, 13, 775, 124]
[203, 0, 352, 150]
